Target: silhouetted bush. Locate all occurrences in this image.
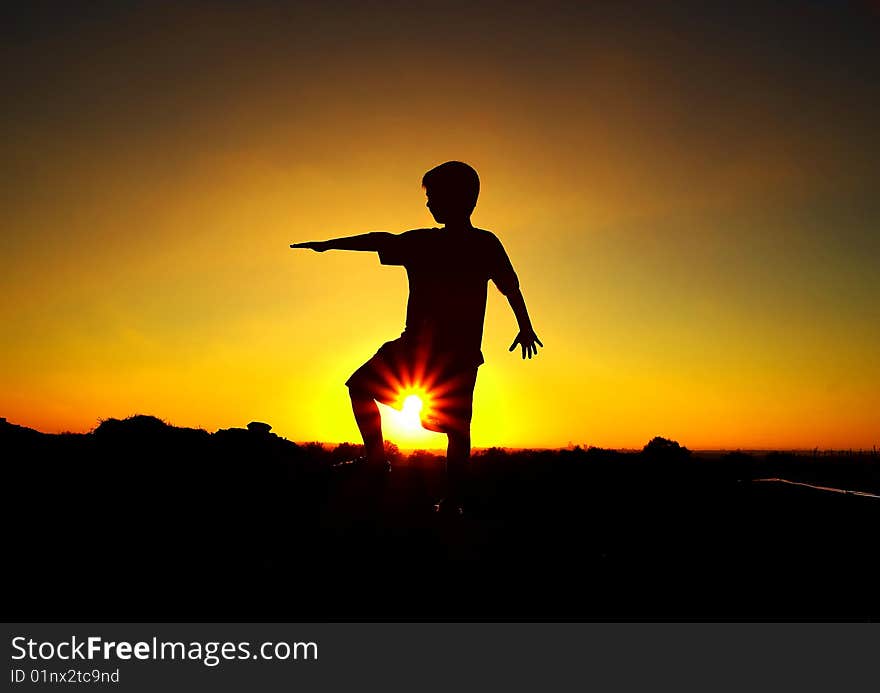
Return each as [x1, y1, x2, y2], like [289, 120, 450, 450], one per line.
[642, 436, 691, 458]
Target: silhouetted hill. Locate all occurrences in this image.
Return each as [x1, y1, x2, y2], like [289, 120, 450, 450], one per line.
[2, 416, 879, 620]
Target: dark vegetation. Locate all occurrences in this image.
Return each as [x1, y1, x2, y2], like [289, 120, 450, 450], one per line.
[3, 416, 879, 620]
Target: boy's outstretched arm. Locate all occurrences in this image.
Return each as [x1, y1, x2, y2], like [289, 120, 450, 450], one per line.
[290, 231, 393, 252]
[506, 287, 543, 360]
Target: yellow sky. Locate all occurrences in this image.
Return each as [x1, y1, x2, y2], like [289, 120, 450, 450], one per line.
[1, 3, 878, 449]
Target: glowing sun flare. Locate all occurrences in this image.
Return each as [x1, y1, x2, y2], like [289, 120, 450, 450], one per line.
[400, 394, 424, 430]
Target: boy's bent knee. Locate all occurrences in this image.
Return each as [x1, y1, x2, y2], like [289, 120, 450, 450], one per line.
[347, 384, 373, 401]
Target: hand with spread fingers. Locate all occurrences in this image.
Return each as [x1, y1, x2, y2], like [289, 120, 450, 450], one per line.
[509, 328, 543, 360]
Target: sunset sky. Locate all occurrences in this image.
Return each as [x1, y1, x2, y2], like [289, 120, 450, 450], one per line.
[2, 2, 878, 449]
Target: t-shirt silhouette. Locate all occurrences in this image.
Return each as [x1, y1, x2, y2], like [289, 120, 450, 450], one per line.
[374, 227, 519, 369]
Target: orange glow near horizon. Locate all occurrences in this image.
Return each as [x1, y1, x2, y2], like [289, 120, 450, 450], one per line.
[1, 4, 878, 450]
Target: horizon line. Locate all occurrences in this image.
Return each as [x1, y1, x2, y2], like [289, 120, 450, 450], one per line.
[2, 416, 877, 454]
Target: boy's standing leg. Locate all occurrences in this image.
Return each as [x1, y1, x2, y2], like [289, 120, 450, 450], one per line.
[430, 365, 478, 513]
[446, 429, 471, 509]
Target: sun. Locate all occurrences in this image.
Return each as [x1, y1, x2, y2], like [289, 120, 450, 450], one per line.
[400, 394, 424, 430]
[378, 385, 445, 447]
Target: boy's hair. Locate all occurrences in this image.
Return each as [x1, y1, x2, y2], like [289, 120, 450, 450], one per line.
[421, 161, 480, 215]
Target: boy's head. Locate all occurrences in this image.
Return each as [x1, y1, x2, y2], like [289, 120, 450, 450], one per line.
[422, 161, 480, 224]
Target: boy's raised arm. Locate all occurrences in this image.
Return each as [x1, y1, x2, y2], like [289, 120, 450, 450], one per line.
[290, 231, 393, 253]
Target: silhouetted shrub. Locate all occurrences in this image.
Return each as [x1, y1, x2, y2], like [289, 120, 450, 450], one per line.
[642, 436, 691, 458]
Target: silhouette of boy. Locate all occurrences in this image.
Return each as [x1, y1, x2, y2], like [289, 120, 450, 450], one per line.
[291, 161, 541, 512]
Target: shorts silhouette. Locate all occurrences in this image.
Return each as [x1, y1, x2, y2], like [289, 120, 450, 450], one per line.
[345, 335, 478, 434]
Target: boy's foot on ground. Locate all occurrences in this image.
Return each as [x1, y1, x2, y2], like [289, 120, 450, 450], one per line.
[433, 497, 464, 516]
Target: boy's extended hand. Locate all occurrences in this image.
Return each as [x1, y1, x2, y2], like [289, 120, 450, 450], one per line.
[290, 241, 329, 252]
[509, 328, 543, 360]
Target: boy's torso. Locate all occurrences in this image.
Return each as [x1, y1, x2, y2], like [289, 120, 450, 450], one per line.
[389, 228, 502, 368]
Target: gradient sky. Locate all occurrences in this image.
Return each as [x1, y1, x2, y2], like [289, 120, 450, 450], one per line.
[2, 1, 878, 449]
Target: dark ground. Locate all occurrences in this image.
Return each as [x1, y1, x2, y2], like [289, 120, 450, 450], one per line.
[3, 415, 879, 621]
